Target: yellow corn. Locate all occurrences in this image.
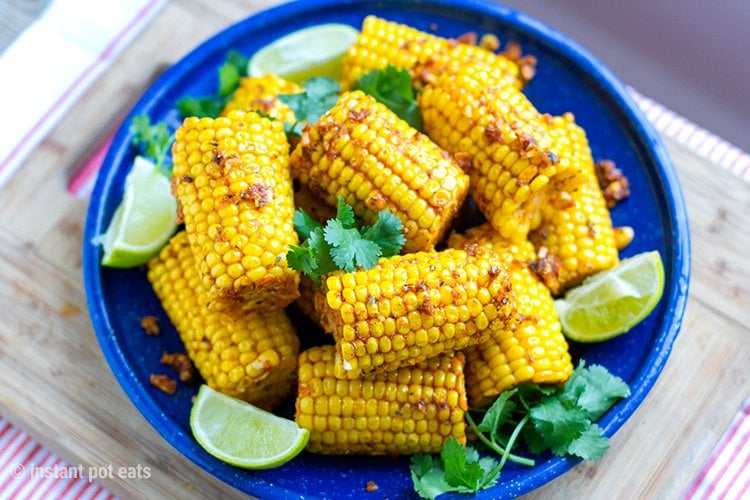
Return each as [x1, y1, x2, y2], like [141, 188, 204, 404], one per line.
[317, 248, 516, 379]
[341, 16, 523, 89]
[221, 74, 303, 123]
[171, 109, 300, 316]
[448, 223, 573, 407]
[147, 231, 300, 410]
[418, 62, 562, 242]
[295, 345, 467, 455]
[290, 90, 470, 252]
[529, 113, 619, 294]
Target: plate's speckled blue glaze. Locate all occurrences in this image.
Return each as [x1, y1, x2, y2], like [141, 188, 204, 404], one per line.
[83, 0, 690, 498]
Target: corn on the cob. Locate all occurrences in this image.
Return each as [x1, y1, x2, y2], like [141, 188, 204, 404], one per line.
[221, 74, 302, 123]
[529, 113, 619, 294]
[418, 62, 562, 242]
[448, 224, 572, 407]
[317, 248, 515, 379]
[290, 90, 470, 252]
[147, 231, 300, 410]
[171, 109, 300, 316]
[341, 16, 523, 89]
[295, 345, 467, 455]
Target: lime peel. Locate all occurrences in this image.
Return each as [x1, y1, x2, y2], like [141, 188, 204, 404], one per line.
[556, 251, 665, 343]
[99, 156, 178, 268]
[190, 385, 309, 470]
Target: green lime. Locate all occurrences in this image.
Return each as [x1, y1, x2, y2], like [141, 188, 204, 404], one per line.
[247, 23, 359, 83]
[190, 385, 309, 469]
[100, 156, 178, 268]
[555, 251, 665, 343]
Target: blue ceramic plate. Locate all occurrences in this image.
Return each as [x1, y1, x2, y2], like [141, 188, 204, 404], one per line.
[83, 0, 690, 498]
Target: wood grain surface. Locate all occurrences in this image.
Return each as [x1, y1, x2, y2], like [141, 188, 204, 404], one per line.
[0, 1, 748, 498]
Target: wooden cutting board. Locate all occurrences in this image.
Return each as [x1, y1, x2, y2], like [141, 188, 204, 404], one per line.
[0, 1, 749, 498]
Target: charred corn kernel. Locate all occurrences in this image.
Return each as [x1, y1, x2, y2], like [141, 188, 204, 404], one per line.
[296, 345, 467, 454]
[613, 226, 635, 250]
[290, 91, 469, 252]
[221, 74, 302, 123]
[317, 248, 516, 379]
[529, 114, 619, 294]
[172, 110, 300, 316]
[448, 223, 573, 407]
[341, 16, 522, 89]
[419, 62, 561, 242]
[147, 232, 299, 410]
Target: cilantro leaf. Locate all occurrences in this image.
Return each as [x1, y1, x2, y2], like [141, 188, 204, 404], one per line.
[476, 389, 517, 435]
[411, 439, 500, 499]
[335, 196, 356, 229]
[355, 65, 422, 129]
[286, 199, 405, 283]
[529, 397, 590, 456]
[177, 50, 248, 118]
[279, 77, 340, 136]
[293, 209, 322, 239]
[566, 424, 609, 460]
[361, 210, 407, 257]
[562, 362, 631, 420]
[324, 220, 381, 271]
[129, 114, 174, 176]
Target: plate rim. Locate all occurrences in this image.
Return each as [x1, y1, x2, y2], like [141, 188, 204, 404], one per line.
[82, 0, 691, 497]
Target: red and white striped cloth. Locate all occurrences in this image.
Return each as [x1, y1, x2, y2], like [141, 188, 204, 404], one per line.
[685, 397, 750, 500]
[0, 417, 114, 500]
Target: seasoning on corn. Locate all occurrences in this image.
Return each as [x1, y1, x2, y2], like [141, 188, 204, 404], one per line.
[317, 248, 516, 379]
[171, 109, 300, 316]
[447, 223, 573, 407]
[290, 90, 470, 252]
[341, 16, 526, 90]
[221, 74, 303, 123]
[418, 61, 562, 242]
[529, 113, 619, 294]
[295, 345, 468, 455]
[148, 231, 300, 410]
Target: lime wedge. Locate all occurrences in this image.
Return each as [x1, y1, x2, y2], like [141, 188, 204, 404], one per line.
[555, 251, 665, 343]
[248, 23, 359, 83]
[99, 156, 177, 268]
[190, 385, 309, 469]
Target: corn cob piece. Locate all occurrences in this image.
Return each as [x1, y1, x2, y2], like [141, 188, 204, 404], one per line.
[418, 62, 562, 242]
[147, 231, 300, 410]
[290, 90, 470, 253]
[296, 345, 467, 455]
[317, 248, 515, 379]
[221, 74, 302, 123]
[529, 114, 619, 294]
[448, 224, 573, 407]
[341, 16, 524, 89]
[171, 109, 300, 316]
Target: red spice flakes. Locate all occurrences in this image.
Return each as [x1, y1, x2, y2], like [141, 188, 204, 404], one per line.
[150, 374, 176, 395]
[140, 315, 160, 336]
[161, 352, 195, 382]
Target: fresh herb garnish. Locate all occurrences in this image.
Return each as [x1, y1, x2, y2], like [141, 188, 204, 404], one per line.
[411, 362, 629, 499]
[286, 197, 405, 285]
[278, 77, 341, 136]
[177, 50, 249, 118]
[129, 114, 174, 177]
[355, 65, 422, 130]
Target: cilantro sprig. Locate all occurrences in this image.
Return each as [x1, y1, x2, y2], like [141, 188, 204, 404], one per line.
[177, 50, 249, 118]
[278, 77, 341, 136]
[355, 65, 422, 130]
[411, 362, 630, 499]
[286, 197, 405, 285]
[129, 114, 174, 178]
